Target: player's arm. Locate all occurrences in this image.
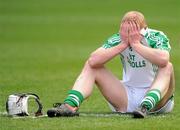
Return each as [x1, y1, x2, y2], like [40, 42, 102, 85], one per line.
[132, 44, 169, 67]
[88, 21, 129, 68]
[88, 43, 128, 68]
[128, 21, 169, 67]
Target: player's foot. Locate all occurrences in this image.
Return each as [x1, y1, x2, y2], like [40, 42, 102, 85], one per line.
[133, 106, 148, 118]
[47, 103, 79, 117]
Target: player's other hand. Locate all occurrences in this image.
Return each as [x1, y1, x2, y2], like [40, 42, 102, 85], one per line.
[128, 20, 142, 45]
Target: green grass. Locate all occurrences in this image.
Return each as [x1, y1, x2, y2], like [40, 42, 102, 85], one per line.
[0, 0, 180, 129]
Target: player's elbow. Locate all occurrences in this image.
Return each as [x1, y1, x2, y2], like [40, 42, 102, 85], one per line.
[158, 60, 168, 68]
[158, 51, 169, 67]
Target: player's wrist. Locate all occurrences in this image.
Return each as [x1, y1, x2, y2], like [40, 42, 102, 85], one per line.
[130, 42, 141, 50]
[120, 42, 129, 49]
[115, 42, 128, 53]
[122, 41, 129, 45]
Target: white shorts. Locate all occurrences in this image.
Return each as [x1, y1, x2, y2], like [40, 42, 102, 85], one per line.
[108, 84, 174, 113]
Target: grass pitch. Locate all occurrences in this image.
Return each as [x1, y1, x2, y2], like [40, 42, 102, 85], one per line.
[0, 0, 180, 129]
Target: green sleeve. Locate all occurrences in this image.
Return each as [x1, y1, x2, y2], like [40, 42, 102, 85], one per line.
[146, 31, 171, 52]
[102, 33, 121, 49]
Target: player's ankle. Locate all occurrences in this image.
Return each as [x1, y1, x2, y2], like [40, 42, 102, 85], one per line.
[141, 105, 148, 112]
[141, 89, 161, 111]
[64, 103, 78, 112]
[64, 90, 84, 108]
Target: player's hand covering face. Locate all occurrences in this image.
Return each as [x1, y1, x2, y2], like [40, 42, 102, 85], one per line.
[120, 20, 142, 45]
[128, 20, 142, 44]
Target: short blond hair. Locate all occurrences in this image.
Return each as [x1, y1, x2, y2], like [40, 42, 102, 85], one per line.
[122, 11, 147, 29]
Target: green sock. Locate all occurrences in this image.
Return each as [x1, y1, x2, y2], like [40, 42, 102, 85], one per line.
[141, 89, 161, 111]
[64, 90, 84, 107]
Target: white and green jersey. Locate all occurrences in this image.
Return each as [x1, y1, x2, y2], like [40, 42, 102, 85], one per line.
[102, 28, 171, 88]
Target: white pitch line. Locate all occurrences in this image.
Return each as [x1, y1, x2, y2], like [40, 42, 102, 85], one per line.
[0, 111, 48, 118]
[80, 113, 131, 117]
[0, 111, 168, 118]
[12, 115, 48, 119]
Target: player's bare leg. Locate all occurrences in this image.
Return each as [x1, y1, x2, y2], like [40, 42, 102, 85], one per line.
[73, 63, 127, 112]
[72, 61, 128, 111]
[47, 61, 128, 117]
[151, 62, 175, 108]
[133, 62, 175, 118]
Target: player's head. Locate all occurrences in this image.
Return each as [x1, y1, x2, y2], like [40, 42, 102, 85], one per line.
[121, 11, 147, 29]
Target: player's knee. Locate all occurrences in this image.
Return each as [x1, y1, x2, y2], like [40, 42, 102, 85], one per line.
[166, 62, 173, 73]
[83, 60, 103, 73]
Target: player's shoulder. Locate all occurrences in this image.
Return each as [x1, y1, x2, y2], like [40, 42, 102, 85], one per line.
[107, 33, 121, 44]
[102, 33, 121, 49]
[147, 28, 165, 34]
[143, 28, 169, 42]
[142, 28, 171, 51]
